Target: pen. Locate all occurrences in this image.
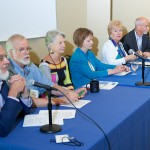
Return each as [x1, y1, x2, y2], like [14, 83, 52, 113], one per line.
[78, 90, 85, 97]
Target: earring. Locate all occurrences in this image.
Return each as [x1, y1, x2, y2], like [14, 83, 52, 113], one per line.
[48, 48, 54, 54]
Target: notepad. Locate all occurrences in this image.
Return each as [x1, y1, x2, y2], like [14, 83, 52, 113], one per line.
[84, 81, 118, 90]
[115, 71, 131, 76]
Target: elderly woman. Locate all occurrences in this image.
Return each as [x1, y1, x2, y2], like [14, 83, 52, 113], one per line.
[39, 30, 87, 104]
[40, 30, 74, 90]
[100, 20, 136, 65]
[69, 28, 129, 89]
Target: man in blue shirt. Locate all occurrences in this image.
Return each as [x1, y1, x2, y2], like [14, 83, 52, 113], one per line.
[6, 34, 84, 107]
[0, 45, 32, 137]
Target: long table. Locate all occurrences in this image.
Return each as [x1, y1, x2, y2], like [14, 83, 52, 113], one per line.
[99, 66, 150, 87]
[0, 85, 150, 150]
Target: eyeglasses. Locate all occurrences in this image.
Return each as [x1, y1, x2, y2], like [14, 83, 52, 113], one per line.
[50, 136, 84, 146]
[61, 137, 84, 146]
[0, 54, 7, 62]
[17, 47, 32, 54]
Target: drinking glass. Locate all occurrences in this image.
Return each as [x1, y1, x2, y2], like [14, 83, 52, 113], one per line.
[131, 60, 139, 75]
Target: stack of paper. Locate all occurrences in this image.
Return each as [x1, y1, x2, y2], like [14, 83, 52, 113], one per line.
[23, 100, 91, 127]
[99, 81, 118, 90]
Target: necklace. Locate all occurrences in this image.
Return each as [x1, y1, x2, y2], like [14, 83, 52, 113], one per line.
[49, 53, 61, 69]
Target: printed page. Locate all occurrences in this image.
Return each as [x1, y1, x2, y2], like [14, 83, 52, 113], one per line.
[60, 100, 91, 108]
[23, 112, 63, 127]
[39, 109, 76, 119]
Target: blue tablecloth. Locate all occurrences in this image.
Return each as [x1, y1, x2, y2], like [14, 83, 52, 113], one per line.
[1, 86, 150, 150]
[99, 66, 150, 87]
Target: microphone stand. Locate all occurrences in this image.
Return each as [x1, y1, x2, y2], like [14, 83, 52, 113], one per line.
[135, 58, 150, 86]
[40, 89, 62, 133]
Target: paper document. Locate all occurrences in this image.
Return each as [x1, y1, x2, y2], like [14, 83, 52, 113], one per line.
[23, 112, 63, 127]
[39, 109, 76, 119]
[99, 81, 118, 90]
[115, 71, 131, 76]
[137, 61, 150, 66]
[84, 81, 118, 90]
[60, 100, 91, 108]
[55, 134, 70, 143]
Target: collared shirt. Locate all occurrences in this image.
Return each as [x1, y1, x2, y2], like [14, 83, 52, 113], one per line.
[101, 39, 127, 65]
[8, 58, 54, 95]
[0, 81, 4, 111]
[135, 31, 142, 50]
[110, 38, 126, 58]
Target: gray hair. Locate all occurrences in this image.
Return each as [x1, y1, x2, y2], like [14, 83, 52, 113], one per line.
[45, 30, 65, 52]
[6, 34, 26, 55]
[135, 17, 149, 26]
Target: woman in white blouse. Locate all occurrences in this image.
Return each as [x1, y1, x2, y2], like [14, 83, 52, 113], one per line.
[99, 20, 136, 65]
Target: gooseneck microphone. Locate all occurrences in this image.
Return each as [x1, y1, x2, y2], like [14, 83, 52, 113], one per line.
[28, 79, 61, 133]
[28, 79, 111, 149]
[28, 79, 57, 91]
[128, 49, 150, 86]
[128, 49, 146, 60]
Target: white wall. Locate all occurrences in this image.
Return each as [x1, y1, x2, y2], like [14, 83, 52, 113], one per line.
[87, 0, 110, 57]
[0, 0, 57, 41]
[113, 0, 150, 32]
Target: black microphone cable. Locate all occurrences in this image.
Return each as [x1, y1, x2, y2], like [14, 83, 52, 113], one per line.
[58, 90, 111, 150]
[28, 79, 111, 149]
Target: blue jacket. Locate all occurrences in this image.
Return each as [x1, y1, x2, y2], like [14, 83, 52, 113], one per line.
[0, 82, 32, 137]
[69, 48, 115, 88]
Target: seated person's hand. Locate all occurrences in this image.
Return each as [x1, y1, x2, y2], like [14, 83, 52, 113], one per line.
[52, 97, 69, 105]
[8, 74, 24, 84]
[123, 65, 130, 72]
[110, 65, 127, 74]
[52, 94, 81, 105]
[8, 75, 26, 97]
[65, 90, 79, 102]
[137, 50, 143, 56]
[125, 54, 137, 62]
[142, 52, 150, 58]
[75, 87, 87, 98]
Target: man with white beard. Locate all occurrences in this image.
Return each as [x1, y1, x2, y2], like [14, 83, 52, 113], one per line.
[6, 34, 86, 107]
[0, 45, 32, 137]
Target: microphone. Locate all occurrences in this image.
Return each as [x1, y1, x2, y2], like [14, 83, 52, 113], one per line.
[128, 49, 146, 60]
[28, 79, 57, 91]
[28, 79, 61, 133]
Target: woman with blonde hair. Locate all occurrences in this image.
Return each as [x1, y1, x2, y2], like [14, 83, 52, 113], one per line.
[70, 27, 129, 88]
[100, 20, 136, 65]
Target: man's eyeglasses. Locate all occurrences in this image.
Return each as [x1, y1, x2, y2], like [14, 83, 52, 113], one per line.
[17, 47, 32, 54]
[0, 55, 7, 62]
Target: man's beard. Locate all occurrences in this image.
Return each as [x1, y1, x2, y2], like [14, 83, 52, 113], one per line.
[0, 70, 9, 80]
[16, 57, 30, 65]
[13, 51, 30, 65]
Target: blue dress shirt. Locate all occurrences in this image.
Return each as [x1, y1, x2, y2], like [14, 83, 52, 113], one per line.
[8, 58, 54, 95]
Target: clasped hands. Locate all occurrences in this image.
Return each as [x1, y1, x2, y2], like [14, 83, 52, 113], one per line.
[8, 75, 29, 98]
